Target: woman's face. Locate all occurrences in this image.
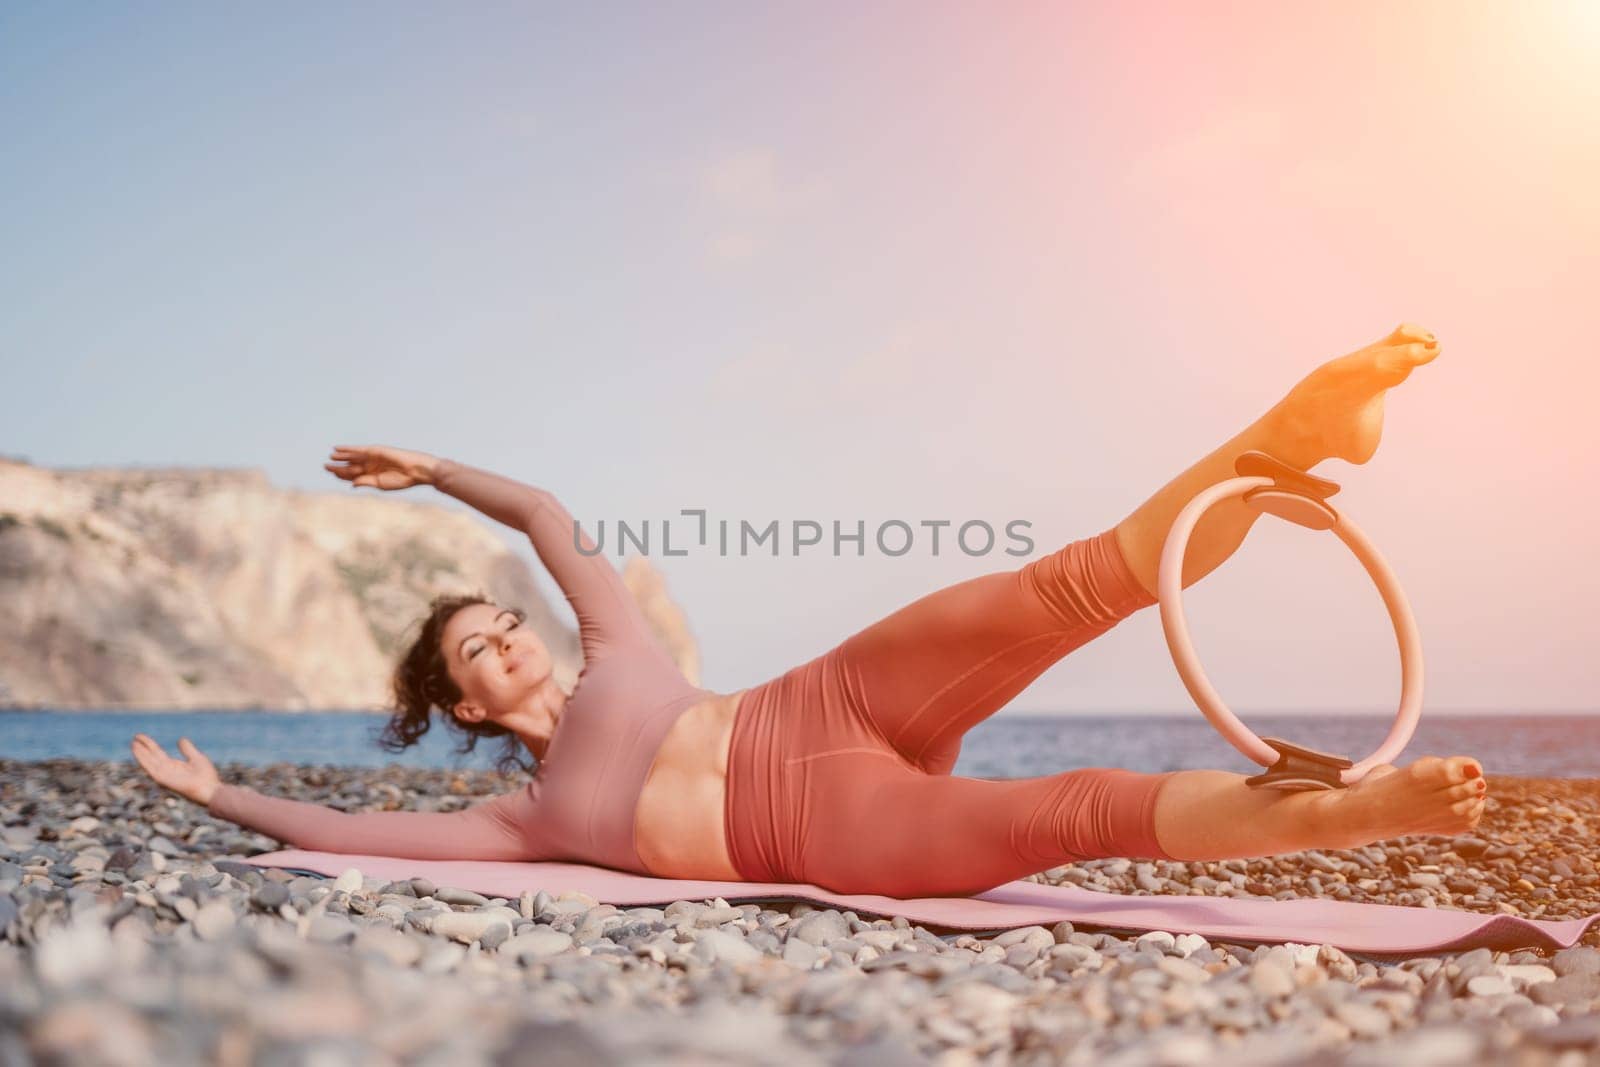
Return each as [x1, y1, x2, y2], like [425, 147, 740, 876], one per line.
[439, 602, 554, 725]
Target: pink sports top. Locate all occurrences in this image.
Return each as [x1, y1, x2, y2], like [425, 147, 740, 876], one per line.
[207, 457, 714, 876]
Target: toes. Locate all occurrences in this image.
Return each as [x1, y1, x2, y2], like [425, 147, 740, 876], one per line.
[1376, 342, 1439, 377]
[1387, 323, 1437, 347]
[1407, 756, 1452, 788]
[1413, 755, 1481, 787]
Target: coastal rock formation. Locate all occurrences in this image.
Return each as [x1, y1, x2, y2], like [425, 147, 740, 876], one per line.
[0, 457, 699, 710]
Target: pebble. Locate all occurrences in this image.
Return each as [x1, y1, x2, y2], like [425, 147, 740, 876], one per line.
[1466, 974, 1514, 997]
[1501, 964, 1557, 987]
[1529, 973, 1600, 1007]
[433, 886, 489, 907]
[1249, 956, 1296, 998]
[1527, 1013, 1600, 1048]
[192, 902, 235, 941]
[251, 882, 289, 911]
[429, 911, 513, 945]
[305, 915, 356, 945]
[502, 928, 573, 962]
[1552, 946, 1600, 976]
[697, 928, 763, 965]
[352, 927, 423, 968]
[1333, 1000, 1392, 1038]
[4, 757, 1599, 1065]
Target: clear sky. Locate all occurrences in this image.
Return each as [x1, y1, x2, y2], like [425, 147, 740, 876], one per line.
[4, 2, 1597, 717]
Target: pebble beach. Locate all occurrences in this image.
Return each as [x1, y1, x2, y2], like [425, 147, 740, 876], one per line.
[3, 759, 1598, 1066]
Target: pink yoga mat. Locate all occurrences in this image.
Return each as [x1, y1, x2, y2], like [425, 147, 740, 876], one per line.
[245, 849, 1600, 957]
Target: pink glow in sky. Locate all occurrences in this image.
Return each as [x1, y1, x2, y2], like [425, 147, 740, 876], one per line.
[2, 2, 1596, 716]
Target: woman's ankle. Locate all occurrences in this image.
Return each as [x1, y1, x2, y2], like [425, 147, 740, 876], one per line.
[1307, 788, 1369, 852]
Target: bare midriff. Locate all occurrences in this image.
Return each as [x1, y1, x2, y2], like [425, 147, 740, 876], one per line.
[633, 687, 749, 880]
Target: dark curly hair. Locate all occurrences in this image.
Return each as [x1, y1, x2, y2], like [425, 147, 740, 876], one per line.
[381, 592, 536, 777]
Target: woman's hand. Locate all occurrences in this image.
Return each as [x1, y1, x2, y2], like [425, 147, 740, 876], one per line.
[130, 734, 222, 806]
[324, 445, 439, 491]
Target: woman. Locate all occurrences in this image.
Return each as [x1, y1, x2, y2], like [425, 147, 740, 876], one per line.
[132, 324, 1486, 898]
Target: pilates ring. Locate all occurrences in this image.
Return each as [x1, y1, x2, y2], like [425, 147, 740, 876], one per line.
[1156, 450, 1424, 791]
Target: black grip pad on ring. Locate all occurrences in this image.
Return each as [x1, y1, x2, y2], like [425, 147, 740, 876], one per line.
[1244, 736, 1355, 792]
[1234, 450, 1342, 500]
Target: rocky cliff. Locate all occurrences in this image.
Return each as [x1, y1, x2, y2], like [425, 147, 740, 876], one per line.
[0, 458, 700, 711]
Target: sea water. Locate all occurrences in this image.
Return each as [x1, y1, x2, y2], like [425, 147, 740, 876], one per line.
[2, 710, 1596, 778]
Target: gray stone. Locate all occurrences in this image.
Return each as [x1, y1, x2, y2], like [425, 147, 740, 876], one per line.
[501, 928, 573, 962]
[306, 915, 356, 945]
[1527, 1013, 1600, 1049]
[352, 927, 424, 967]
[494, 1018, 618, 1067]
[790, 911, 850, 946]
[1552, 946, 1600, 977]
[1249, 957, 1295, 998]
[1500, 963, 1557, 987]
[1355, 1024, 1481, 1066]
[433, 886, 489, 907]
[430, 911, 511, 945]
[1156, 957, 1209, 985]
[479, 922, 510, 951]
[419, 942, 465, 974]
[1334, 1001, 1392, 1038]
[251, 882, 289, 911]
[994, 924, 1053, 950]
[697, 928, 762, 965]
[1465, 974, 1512, 997]
[1529, 972, 1600, 1007]
[192, 902, 235, 942]
[782, 937, 823, 969]
[829, 1035, 926, 1067]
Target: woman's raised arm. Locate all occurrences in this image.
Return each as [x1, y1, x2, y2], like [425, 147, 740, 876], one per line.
[427, 456, 651, 662]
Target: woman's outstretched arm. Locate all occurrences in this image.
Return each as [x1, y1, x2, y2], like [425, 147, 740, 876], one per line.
[131, 734, 538, 861]
[207, 781, 538, 861]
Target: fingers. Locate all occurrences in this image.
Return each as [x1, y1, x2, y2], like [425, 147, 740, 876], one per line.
[178, 737, 199, 758]
[130, 735, 167, 778]
[327, 448, 375, 488]
[324, 460, 368, 489]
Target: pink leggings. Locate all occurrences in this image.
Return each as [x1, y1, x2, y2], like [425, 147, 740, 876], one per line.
[723, 526, 1180, 897]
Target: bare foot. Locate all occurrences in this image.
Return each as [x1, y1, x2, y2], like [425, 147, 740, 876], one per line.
[1316, 755, 1487, 850]
[1269, 323, 1441, 467]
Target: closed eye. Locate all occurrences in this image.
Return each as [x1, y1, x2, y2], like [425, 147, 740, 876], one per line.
[467, 619, 519, 660]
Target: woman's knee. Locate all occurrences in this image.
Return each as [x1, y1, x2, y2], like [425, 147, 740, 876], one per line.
[1030, 767, 1174, 862]
[1018, 529, 1158, 634]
